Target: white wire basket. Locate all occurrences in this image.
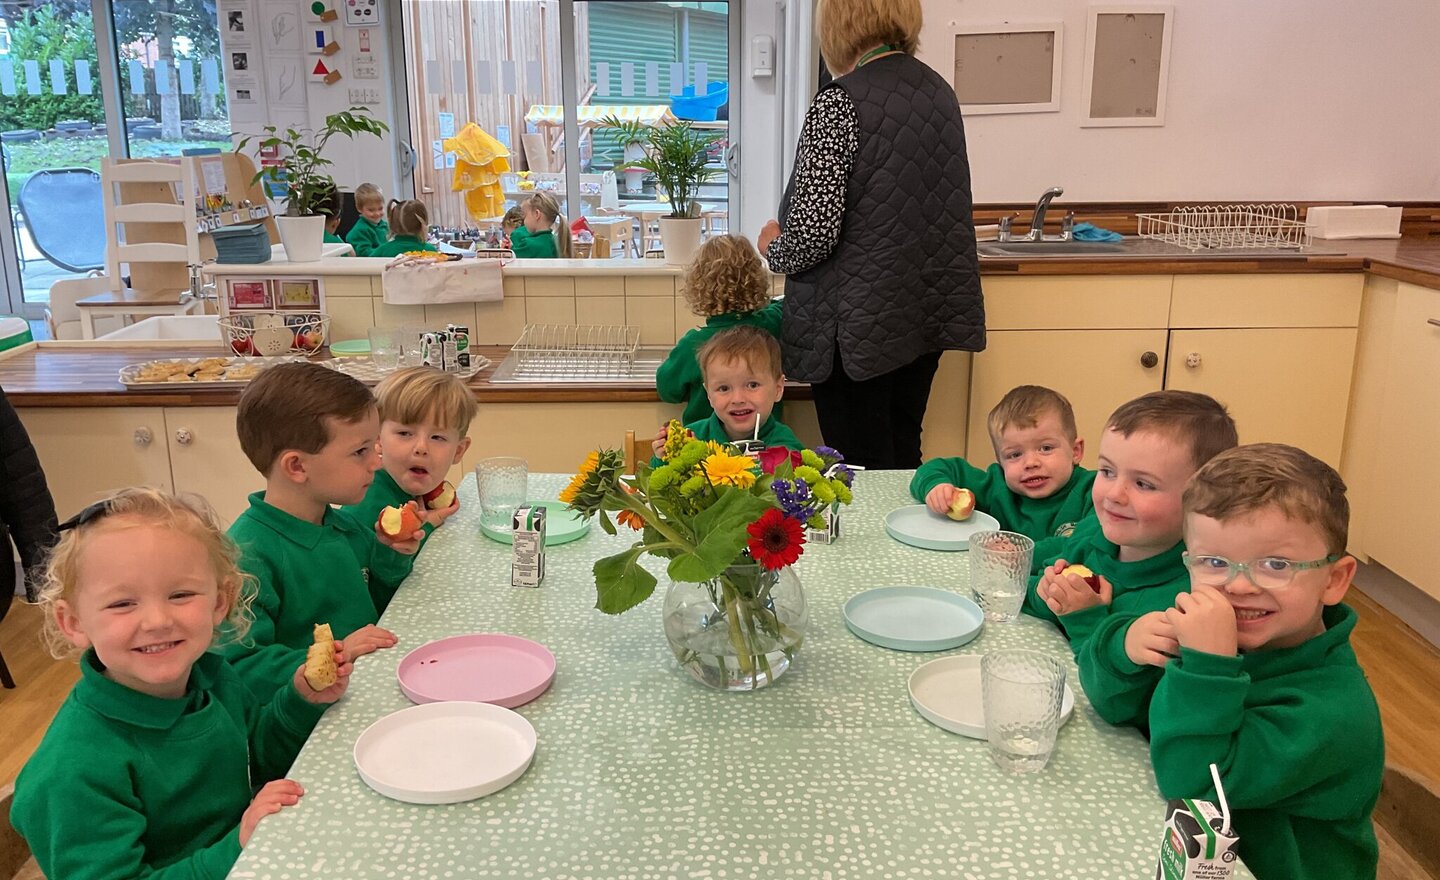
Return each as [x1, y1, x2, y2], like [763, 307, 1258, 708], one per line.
[218, 312, 329, 357]
[510, 323, 641, 378]
[1134, 204, 1313, 251]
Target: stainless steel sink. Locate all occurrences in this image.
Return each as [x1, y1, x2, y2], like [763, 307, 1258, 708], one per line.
[977, 239, 1336, 260]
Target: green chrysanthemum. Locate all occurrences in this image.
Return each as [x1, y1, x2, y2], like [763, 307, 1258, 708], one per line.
[794, 465, 823, 485]
[800, 449, 824, 470]
[675, 439, 710, 471]
[834, 482, 853, 504]
[811, 480, 836, 505]
[806, 514, 825, 529]
[679, 473, 707, 496]
[648, 464, 679, 492]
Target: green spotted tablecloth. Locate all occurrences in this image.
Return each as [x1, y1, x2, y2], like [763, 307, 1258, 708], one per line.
[232, 471, 1250, 879]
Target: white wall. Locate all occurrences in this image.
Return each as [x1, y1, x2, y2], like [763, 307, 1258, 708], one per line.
[916, 0, 1440, 202]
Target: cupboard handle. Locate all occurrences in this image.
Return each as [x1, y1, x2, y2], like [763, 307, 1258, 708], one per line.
[133, 427, 152, 447]
[1140, 351, 1159, 368]
[1428, 318, 1440, 328]
[1186, 352, 1202, 368]
[174, 428, 194, 446]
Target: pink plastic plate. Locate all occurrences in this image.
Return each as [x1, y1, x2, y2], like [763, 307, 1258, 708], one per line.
[397, 634, 556, 708]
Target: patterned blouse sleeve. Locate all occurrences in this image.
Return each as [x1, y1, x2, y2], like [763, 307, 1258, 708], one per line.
[764, 87, 858, 275]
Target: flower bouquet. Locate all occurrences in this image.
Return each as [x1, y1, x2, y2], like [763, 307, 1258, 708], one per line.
[562, 422, 854, 690]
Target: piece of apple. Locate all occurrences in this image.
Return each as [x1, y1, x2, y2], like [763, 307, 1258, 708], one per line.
[946, 488, 976, 521]
[1063, 563, 1103, 593]
[377, 502, 423, 538]
[421, 480, 457, 510]
[230, 336, 253, 356]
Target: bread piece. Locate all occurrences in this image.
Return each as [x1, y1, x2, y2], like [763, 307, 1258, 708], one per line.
[313, 622, 334, 645]
[303, 622, 338, 690]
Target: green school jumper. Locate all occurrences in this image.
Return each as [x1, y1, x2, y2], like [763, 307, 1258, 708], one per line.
[223, 492, 386, 695]
[345, 215, 390, 256]
[323, 230, 345, 244]
[509, 225, 559, 258]
[909, 458, 1096, 542]
[341, 468, 438, 612]
[369, 234, 436, 258]
[651, 412, 803, 468]
[12, 651, 323, 880]
[1149, 604, 1383, 880]
[656, 300, 785, 425]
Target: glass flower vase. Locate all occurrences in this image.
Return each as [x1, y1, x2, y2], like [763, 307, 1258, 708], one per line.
[662, 563, 807, 692]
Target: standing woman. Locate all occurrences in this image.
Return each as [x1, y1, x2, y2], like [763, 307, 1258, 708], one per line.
[758, 0, 983, 469]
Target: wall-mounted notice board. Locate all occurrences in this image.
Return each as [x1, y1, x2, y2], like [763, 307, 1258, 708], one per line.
[951, 24, 1063, 115]
[1081, 6, 1174, 127]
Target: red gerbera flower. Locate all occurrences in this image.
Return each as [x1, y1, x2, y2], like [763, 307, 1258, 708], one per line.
[757, 446, 803, 474]
[746, 508, 805, 570]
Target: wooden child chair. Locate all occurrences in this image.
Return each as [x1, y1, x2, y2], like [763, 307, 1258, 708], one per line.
[624, 430, 655, 474]
[1375, 763, 1440, 880]
[0, 783, 43, 879]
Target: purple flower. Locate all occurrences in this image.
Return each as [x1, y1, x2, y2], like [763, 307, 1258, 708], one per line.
[814, 446, 844, 465]
[830, 463, 855, 487]
[772, 477, 817, 522]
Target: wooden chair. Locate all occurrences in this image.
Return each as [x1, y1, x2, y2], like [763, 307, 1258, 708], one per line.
[624, 430, 655, 474]
[44, 273, 120, 340]
[1375, 763, 1440, 880]
[0, 783, 44, 880]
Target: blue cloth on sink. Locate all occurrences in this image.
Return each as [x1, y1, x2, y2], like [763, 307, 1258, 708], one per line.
[1071, 222, 1122, 242]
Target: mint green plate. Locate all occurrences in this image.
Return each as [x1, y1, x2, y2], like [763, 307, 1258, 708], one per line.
[479, 500, 591, 547]
[330, 338, 370, 356]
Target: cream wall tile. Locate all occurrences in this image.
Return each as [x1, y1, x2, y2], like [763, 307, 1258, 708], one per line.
[576, 296, 626, 326]
[424, 302, 479, 330]
[674, 297, 704, 337]
[326, 297, 374, 342]
[373, 301, 426, 329]
[625, 276, 675, 297]
[503, 275, 525, 298]
[525, 277, 576, 297]
[575, 276, 624, 297]
[474, 295, 527, 345]
[627, 298, 674, 345]
[526, 296, 576, 325]
[326, 277, 373, 297]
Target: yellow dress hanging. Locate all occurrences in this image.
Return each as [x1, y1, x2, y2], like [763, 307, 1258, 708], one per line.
[443, 123, 512, 223]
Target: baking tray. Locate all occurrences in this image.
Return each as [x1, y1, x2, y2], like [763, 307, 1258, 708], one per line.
[118, 355, 305, 389]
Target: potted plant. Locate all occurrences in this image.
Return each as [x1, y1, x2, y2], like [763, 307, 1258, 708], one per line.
[629, 120, 720, 264]
[599, 116, 650, 195]
[237, 108, 389, 262]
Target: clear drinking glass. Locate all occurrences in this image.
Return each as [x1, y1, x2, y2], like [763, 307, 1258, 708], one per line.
[368, 327, 400, 371]
[968, 530, 1034, 623]
[399, 324, 427, 366]
[476, 457, 528, 531]
[982, 649, 1066, 774]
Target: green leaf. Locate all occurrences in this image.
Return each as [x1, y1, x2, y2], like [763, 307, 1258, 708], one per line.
[597, 509, 617, 537]
[666, 489, 770, 582]
[594, 546, 658, 614]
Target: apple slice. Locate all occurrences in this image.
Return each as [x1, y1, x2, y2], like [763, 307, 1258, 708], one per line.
[1063, 563, 1103, 593]
[421, 480, 457, 510]
[946, 488, 976, 521]
[377, 502, 423, 538]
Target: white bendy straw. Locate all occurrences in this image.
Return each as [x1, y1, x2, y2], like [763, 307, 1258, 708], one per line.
[752, 414, 761, 443]
[1209, 763, 1232, 834]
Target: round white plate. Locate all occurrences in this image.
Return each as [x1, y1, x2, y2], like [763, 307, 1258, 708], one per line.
[843, 586, 985, 652]
[883, 504, 1002, 551]
[353, 701, 536, 804]
[908, 654, 1075, 739]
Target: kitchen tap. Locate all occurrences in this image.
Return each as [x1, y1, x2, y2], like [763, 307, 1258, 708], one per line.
[1023, 187, 1064, 241]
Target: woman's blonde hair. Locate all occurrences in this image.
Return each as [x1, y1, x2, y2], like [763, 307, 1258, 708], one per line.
[816, 0, 922, 74]
[38, 488, 255, 658]
[683, 234, 773, 316]
[525, 192, 572, 257]
[387, 198, 430, 240]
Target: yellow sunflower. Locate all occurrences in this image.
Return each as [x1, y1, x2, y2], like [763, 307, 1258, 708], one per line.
[560, 451, 600, 503]
[702, 449, 757, 489]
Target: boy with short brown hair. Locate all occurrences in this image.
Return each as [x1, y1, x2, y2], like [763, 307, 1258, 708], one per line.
[224, 363, 418, 695]
[910, 385, 1094, 541]
[1093, 444, 1383, 880]
[345, 182, 389, 256]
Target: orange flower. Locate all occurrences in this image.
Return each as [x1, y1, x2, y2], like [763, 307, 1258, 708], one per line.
[616, 484, 645, 530]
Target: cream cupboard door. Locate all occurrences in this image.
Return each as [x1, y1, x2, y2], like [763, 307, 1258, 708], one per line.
[19, 407, 174, 519]
[965, 329, 1168, 467]
[1164, 328, 1357, 468]
[164, 407, 264, 526]
[1362, 284, 1440, 598]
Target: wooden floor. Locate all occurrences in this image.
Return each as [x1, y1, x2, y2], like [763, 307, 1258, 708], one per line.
[3, 587, 1440, 788]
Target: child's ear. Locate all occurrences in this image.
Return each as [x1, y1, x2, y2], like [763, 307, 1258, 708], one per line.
[277, 450, 308, 484]
[1071, 437, 1085, 465]
[452, 435, 472, 465]
[1321, 554, 1357, 606]
[774, 374, 786, 401]
[212, 581, 234, 628]
[53, 599, 92, 651]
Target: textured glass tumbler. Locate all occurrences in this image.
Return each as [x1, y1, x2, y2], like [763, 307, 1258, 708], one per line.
[968, 530, 1034, 623]
[476, 457, 527, 531]
[368, 327, 399, 371]
[982, 649, 1066, 774]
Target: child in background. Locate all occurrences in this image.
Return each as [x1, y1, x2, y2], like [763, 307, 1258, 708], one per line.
[223, 363, 419, 696]
[509, 191, 571, 258]
[657, 234, 783, 425]
[369, 199, 437, 258]
[345, 182, 389, 256]
[12, 488, 351, 880]
[500, 205, 525, 245]
[341, 366, 476, 612]
[1133, 444, 1380, 880]
[1021, 390, 1237, 654]
[910, 385, 1094, 542]
[319, 189, 346, 246]
[651, 326, 802, 464]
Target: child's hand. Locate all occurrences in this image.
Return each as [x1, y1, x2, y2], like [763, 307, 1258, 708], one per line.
[240, 779, 304, 847]
[925, 483, 959, 516]
[1166, 586, 1238, 656]
[650, 424, 668, 457]
[1124, 611, 1179, 667]
[375, 501, 425, 555]
[420, 497, 459, 528]
[342, 624, 398, 659]
[1037, 564, 1111, 616]
[293, 642, 353, 704]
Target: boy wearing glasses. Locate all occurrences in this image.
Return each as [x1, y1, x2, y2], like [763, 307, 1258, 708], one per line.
[1084, 443, 1383, 880]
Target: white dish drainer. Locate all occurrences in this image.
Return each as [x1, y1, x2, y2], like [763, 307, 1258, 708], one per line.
[1134, 204, 1313, 251]
[509, 323, 641, 379]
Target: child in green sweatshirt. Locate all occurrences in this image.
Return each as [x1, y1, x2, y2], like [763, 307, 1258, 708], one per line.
[657, 234, 784, 425]
[509, 191, 571, 258]
[344, 182, 390, 256]
[1109, 444, 1382, 880]
[12, 487, 352, 880]
[369, 199, 437, 258]
[911, 385, 1094, 542]
[341, 366, 476, 612]
[1021, 391, 1237, 654]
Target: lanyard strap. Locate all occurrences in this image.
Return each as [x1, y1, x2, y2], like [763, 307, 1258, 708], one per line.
[855, 44, 896, 67]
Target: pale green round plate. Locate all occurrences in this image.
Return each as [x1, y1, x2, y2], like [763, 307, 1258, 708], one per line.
[479, 500, 591, 546]
[330, 338, 370, 356]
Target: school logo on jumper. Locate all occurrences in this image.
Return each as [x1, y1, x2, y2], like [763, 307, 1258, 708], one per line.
[1054, 522, 1077, 538]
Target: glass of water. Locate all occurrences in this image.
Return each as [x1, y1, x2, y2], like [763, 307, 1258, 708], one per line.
[399, 324, 427, 366]
[982, 649, 1066, 774]
[368, 327, 400, 371]
[968, 530, 1034, 623]
[476, 456, 527, 531]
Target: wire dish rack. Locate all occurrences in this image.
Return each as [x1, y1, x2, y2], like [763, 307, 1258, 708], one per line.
[508, 323, 642, 380]
[1135, 204, 1313, 251]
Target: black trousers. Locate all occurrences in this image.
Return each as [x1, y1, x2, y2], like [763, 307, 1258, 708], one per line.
[808, 350, 942, 469]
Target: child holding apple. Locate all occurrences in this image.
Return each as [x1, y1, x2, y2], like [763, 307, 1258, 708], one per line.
[222, 363, 419, 696]
[910, 385, 1095, 542]
[341, 366, 476, 611]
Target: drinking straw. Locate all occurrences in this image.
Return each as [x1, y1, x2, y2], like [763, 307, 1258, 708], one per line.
[1209, 763, 1231, 834]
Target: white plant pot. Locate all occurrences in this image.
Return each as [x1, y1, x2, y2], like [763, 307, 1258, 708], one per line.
[659, 217, 703, 265]
[275, 214, 326, 262]
[623, 169, 646, 194]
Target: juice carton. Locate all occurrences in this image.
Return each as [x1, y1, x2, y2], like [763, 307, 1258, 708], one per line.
[1156, 765, 1239, 880]
[805, 502, 841, 545]
[510, 505, 546, 588]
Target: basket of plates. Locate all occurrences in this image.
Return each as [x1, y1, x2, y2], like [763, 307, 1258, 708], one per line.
[218, 311, 330, 357]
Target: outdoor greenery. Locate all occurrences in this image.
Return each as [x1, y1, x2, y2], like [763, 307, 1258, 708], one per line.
[0, 7, 104, 131]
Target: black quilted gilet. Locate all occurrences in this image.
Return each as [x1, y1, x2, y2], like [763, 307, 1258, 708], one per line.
[779, 53, 984, 383]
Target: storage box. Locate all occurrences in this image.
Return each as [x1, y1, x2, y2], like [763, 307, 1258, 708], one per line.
[211, 224, 273, 263]
[1304, 205, 1401, 240]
